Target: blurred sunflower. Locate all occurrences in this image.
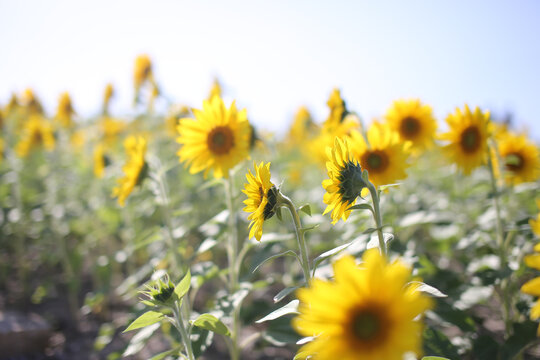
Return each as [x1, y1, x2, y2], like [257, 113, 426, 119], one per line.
[15, 115, 55, 157]
[165, 104, 191, 136]
[0, 137, 4, 163]
[242, 162, 276, 241]
[21, 88, 44, 115]
[349, 123, 409, 192]
[322, 137, 366, 224]
[55, 92, 75, 128]
[70, 130, 85, 151]
[93, 143, 109, 178]
[308, 116, 359, 166]
[521, 243, 540, 336]
[286, 106, 318, 146]
[323, 88, 349, 130]
[385, 99, 437, 152]
[100, 117, 127, 145]
[176, 96, 251, 179]
[293, 249, 433, 360]
[439, 105, 490, 175]
[5, 93, 19, 116]
[112, 136, 147, 206]
[494, 132, 540, 185]
[208, 78, 222, 100]
[102, 83, 114, 115]
[530, 199, 540, 237]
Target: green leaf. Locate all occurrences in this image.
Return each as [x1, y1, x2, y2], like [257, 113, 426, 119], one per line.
[252, 250, 299, 273]
[362, 227, 378, 234]
[256, 299, 299, 323]
[123, 311, 165, 333]
[275, 207, 283, 221]
[273, 286, 299, 303]
[192, 313, 231, 337]
[312, 241, 354, 273]
[174, 270, 191, 299]
[409, 281, 447, 298]
[347, 203, 373, 213]
[298, 204, 312, 216]
[149, 347, 182, 360]
[123, 323, 161, 356]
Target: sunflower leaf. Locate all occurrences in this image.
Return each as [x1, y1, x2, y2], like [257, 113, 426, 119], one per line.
[256, 300, 300, 323]
[273, 286, 299, 303]
[298, 204, 312, 216]
[252, 250, 299, 273]
[409, 281, 448, 298]
[123, 311, 164, 333]
[174, 270, 191, 299]
[191, 313, 231, 337]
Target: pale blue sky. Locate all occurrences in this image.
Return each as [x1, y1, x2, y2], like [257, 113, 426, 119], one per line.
[1, 0, 539, 138]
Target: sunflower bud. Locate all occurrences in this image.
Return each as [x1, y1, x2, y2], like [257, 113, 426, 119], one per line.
[141, 276, 178, 307]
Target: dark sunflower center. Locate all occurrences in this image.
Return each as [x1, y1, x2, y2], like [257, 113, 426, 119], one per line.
[400, 116, 420, 138]
[505, 152, 525, 172]
[262, 186, 277, 220]
[207, 126, 235, 155]
[31, 131, 43, 145]
[103, 154, 111, 167]
[362, 151, 389, 173]
[351, 310, 382, 341]
[153, 284, 174, 303]
[460, 126, 481, 153]
[337, 161, 366, 204]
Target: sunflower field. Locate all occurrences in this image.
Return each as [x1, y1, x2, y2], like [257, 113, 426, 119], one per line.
[1, 55, 540, 360]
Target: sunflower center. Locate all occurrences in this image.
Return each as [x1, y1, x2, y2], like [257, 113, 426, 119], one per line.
[505, 152, 525, 172]
[460, 126, 481, 153]
[400, 116, 420, 138]
[337, 161, 366, 204]
[351, 310, 382, 341]
[31, 130, 44, 145]
[263, 186, 277, 220]
[362, 151, 389, 173]
[207, 126, 235, 155]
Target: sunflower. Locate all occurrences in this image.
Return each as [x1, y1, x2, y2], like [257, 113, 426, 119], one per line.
[112, 136, 148, 206]
[521, 243, 540, 336]
[530, 199, 540, 237]
[323, 88, 349, 130]
[21, 88, 44, 115]
[385, 99, 437, 152]
[102, 83, 114, 115]
[100, 117, 127, 145]
[176, 96, 251, 179]
[208, 78, 222, 100]
[322, 137, 366, 224]
[349, 123, 409, 192]
[15, 115, 55, 157]
[134, 54, 153, 92]
[308, 116, 359, 166]
[242, 162, 277, 241]
[93, 143, 109, 178]
[55, 92, 75, 128]
[439, 105, 490, 175]
[293, 249, 433, 360]
[494, 132, 540, 186]
[286, 106, 318, 146]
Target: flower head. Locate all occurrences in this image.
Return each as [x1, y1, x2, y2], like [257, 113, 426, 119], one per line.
[286, 106, 318, 146]
[242, 162, 276, 241]
[112, 136, 148, 206]
[140, 275, 178, 307]
[102, 83, 114, 115]
[21, 88, 43, 115]
[494, 132, 540, 186]
[349, 123, 409, 191]
[93, 143, 110, 178]
[521, 243, 540, 336]
[55, 92, 75, 128]
[176, 96, 251, 179]
[323, 88, 349, 130]
[293, 249, 433, 360]
[134, 54, 153, 92]
[208, 78, 222, 100]
[439, 105, 490, 175]
[385, 99, 437, 152]
[322, 137, 366, 224]
[15, 115, 55, 157]
[100, 117, 127, 145]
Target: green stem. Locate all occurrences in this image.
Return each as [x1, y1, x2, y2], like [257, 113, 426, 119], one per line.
[276, 192, 311, 284]
[487, 142, 511, 338]
[367, 182, 387, 258]
[173, 300, 195, 360]
[224, 173, 240, 360]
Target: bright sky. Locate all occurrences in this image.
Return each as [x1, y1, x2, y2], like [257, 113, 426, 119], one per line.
[1, 0, 539, 138]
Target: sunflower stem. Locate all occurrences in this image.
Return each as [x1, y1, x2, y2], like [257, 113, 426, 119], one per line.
[276, 191, 311, 284]
[367, 181, 387, 258]
[172, 300, 196, 360]
[224, 173, 241, 360]
[487, 141, 512, 339]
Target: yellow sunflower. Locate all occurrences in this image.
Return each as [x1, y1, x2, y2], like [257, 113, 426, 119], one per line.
[21, 88, 44, 115]
[208, 78, 222, 100]
[134, 54, 153, 92]
[322, 137, 366, 224]
[102, 83, 114, 115]
[176, 95, 251, 179]
[93, 143, 109, 178]
[15, 115, 55, 157]
[112, 136, 147, 206]
[323, 88, 348, 130]
[494, 132, 540, 186]
[349, 123, 409, 192]
[385, 99, 437, 152]
[286, 106, 318, 146]
[439, 105, 490, 175]
[242, 162, 276, 241]
[293, 249, 433, 360]
[521, 243, 540, 336]
[308, 116, 359, 166]
[55, 92, 75, 128]
[530, 199, 540, 237]
[100, 117, 127, 145]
